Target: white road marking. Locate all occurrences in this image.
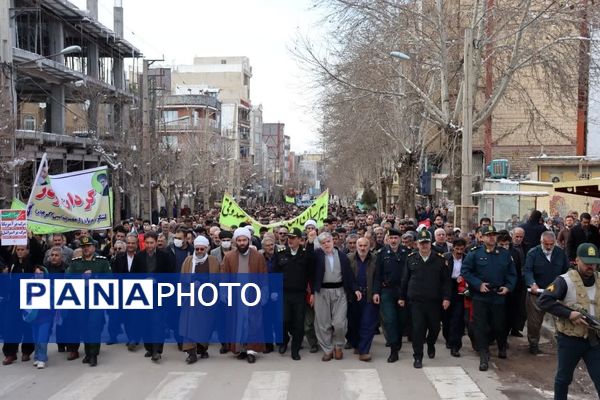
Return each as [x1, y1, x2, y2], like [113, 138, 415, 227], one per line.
[47, 372, 123, 400]
[241, 371, 290, 400]
[145, 372, 206, 400]
[423, 367, 487, 399]
[0, 374, 35, 398]
[342, 369, 387, 400]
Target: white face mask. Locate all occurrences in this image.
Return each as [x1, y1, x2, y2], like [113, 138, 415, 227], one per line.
[221, 241, 232, 250]
[173, 239, 183, 248]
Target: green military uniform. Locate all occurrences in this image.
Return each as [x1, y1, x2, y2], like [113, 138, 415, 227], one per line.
[65, 237, 111, 366]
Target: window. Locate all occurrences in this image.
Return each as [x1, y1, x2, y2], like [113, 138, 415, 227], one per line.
[221, 59, 227, 64]
[23, 115, 36, 130]
[162, 111, 178, 124]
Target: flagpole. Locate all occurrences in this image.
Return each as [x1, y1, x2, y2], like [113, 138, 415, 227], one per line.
[26, 153, 47, 217]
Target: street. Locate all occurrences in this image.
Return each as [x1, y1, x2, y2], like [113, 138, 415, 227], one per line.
[0, 334, 593, 400]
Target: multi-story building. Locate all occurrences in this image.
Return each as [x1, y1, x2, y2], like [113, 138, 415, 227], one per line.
[0, 0, 142, 217]
[262, 123, 285, 186]
[297, 152, 325, 196]
[169, 56, 253, 196]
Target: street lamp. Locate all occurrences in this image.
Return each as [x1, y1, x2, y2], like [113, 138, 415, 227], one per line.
[390, 51, 411, 61]
[17, 45, 82, 66]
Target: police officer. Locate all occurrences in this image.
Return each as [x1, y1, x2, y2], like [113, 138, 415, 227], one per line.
[538, 243, 600, 400]
[373, 228, 409, 363]
[399, 229, 451, 368]
[461, 225, 517, 371]
[273, 227, 314, 360]
[66, 236, 111, 367]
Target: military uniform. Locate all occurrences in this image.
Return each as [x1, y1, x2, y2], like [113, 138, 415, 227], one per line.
[272, 229, 314, 359]
[373, 229, 409, 362]
[65, 237, 111, 366]
[538, 243, 600, 400]
[400, 230, 451, 368]
[461, 226, 516, 371]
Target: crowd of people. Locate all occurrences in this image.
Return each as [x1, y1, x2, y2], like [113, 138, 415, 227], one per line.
[0, 206, 599, 400]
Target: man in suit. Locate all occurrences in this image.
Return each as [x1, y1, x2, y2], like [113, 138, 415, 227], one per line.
[524, 231, 569, 354]
[566, 212, 600, 262]
[131, 231, 174, 362]
[442, 238, 467, 357]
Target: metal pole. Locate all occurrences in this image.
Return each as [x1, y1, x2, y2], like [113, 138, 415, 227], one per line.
[461, 28, 474, 233]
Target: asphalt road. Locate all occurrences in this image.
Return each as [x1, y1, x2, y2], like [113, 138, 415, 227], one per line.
[1, 333, 586, 400]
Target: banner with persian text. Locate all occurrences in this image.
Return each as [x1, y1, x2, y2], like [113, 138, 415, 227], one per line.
[26, 154, 113, 232]
[219, 191, 328, 231]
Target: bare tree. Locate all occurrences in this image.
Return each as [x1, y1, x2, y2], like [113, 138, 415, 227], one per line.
[297, 0, 598, 214]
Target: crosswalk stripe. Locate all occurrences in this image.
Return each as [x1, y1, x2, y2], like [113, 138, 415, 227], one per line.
[342, 369, 387, 400]
[145, 372, 207, 400]
[0, 374, 35, 398]
[423, 367, 486, 400]
[241, 371, 290, 400]
[47, 372, 123, 400]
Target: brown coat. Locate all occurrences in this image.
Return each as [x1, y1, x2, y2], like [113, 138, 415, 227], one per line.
[221, 248, 267, 353]
[180, 255, 221, 274]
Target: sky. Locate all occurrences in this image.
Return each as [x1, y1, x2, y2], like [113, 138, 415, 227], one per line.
[71, 0, 325, 153]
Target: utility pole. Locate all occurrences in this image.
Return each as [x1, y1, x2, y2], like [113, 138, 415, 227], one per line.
[460, 28, 474, 233]
[141, 59, 151, 222]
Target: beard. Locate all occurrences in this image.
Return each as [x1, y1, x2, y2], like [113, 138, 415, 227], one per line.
[237, 244, 250, 254]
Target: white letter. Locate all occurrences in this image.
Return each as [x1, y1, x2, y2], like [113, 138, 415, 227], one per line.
[88, 279, 119, 309]
[54, 279, 85, 310]
[198, 283, 218, 306]
[177, 282, 195, 307]
[157, 283, 175, 307]
[20, 279, 50, 309]
[241, 283, 261, 307]
[219, 282, 241, 307]
[122, 280, 153, 309]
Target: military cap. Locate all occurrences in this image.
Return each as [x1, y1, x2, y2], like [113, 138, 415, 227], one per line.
[388, 228, 402, 237]
[80, 236, 94, 246]
[480, 225, 497, 235]
[577, 243, 600, 264]
[417, 229, 432, 242]
[287, 227, 303, 238]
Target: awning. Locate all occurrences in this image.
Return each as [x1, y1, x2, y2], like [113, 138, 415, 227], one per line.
[554, 178, 600, 198]
[471, 190, 549, 197]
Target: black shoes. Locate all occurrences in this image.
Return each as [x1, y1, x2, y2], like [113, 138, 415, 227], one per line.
[413, 358, 423, 369]
[450, 348, 461, 357]
[151, 353, 161, 362]
[498, 347, 507, 359]
[186, 351, 197, 364]
[387, 345, 399, 363]
[236, 352, 247, 360]
[344, 342, 353, 350]
[278, 343, 288, 354]
[89, 356, 97, 367]
[427, 345, 436, 359]
[82, 356, 90, 364]
[529, 345, 542, 355]
[219, 345, 229, 354]
[247, 354, 256, 364]
[479, 352, 489, 371]
[291, 352, 301, 361]
[510, 330, 523, 338]
[309, 345, 319, 353]
[57, 345, 66, 353]
[127, 343, 137, 352]
[264, 344, 274, 354]
[144, 351, 152, 358]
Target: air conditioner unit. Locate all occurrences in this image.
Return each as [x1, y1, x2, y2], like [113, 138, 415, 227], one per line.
[550, 174, 562, 183]
[486, 159, 510, 179]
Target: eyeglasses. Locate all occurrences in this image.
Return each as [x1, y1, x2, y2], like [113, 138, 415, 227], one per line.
[195, 247, 207, 252]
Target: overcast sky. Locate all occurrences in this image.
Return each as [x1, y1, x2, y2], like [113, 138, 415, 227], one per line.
[71, 0, 324, 153]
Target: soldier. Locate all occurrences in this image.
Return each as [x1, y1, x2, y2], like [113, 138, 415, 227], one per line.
[461, 225, 517, 371]
[373, 228, 410, 363]
[65, 236, 111, 367]
[273, 227, 315, 360]
[399, 230, 451, 369]
[538, 243, 600, 400]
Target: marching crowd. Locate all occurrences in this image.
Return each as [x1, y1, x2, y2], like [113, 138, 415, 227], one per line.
[0, 206, 599, 400]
